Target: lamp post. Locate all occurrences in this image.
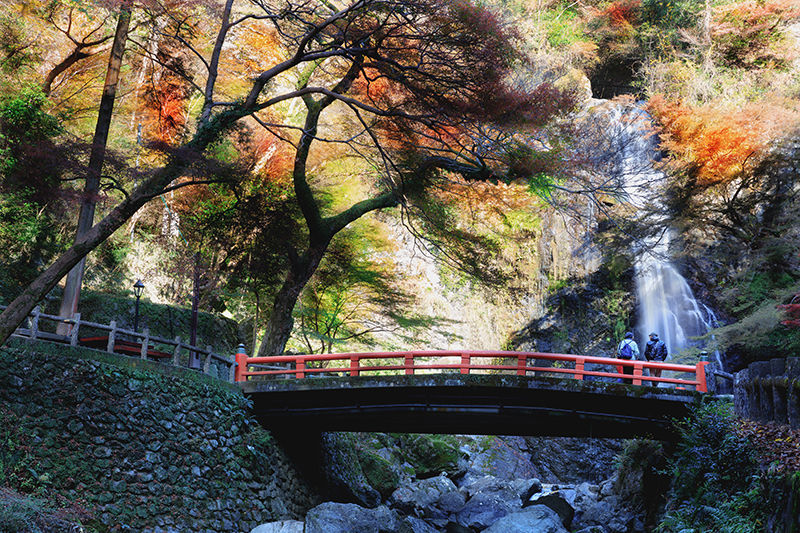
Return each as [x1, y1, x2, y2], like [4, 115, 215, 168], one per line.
[133, 279, 144, 333]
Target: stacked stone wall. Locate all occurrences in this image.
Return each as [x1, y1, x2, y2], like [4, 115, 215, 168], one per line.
[734, 357, 800, 429]
[0, 339, 319, 532]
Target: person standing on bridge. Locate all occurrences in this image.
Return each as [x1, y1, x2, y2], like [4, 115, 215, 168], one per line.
[616, 332, 639, 384]
[644, 332, 668, 385]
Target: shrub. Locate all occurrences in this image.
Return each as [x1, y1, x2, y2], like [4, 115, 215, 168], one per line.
[659, 400, 765, 531]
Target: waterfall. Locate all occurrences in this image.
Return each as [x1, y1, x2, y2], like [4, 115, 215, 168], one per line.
[635, 235, 717, 357]
[599, 100, 717, 360]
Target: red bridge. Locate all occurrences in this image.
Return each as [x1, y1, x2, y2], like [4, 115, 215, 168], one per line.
[236, 350, 712, 441]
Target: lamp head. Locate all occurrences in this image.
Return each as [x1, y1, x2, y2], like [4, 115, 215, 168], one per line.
[133, 279, 145, 299]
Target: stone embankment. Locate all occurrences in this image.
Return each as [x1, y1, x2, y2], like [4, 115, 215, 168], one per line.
[0, 340, 319, 532]
[734, 357, 800, 428]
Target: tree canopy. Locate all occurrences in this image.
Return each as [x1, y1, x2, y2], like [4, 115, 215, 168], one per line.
[0, 0, 577, 353]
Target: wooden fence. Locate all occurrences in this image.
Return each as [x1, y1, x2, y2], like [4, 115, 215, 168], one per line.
[3, 305, 237, 383]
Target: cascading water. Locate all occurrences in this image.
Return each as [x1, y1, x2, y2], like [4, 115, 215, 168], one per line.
[635, 235, 718, 357]
[601, 101, 718, 361]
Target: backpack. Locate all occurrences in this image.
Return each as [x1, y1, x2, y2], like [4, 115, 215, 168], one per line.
[619, 340, 633, 359]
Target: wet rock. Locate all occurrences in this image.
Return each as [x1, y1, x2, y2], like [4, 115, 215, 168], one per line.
[482, 504, 568, 533]
[250, 521, 304, 533]
[304, 502, 399, 533]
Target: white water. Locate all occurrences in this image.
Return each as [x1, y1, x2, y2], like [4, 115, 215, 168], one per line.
[635, 236, 717, 357]
[601, 101, 717, 358]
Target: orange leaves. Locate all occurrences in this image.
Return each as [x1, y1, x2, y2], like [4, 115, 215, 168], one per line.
[603, 0, 641, 26]
[649, 95, 797, 187]
[231, 22, 285, 79]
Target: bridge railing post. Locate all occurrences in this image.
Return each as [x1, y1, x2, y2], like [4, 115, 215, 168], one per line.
[296, 357, 305, 379]
[696, 360, 710, 393]
[461, 353, 470, 375]
[574, 357, 585, 380]
[69, 313, 81, 346]
[405, 353, 414, 375]
[234, 344, 248, 382]
[351, 355, 360, 377]
[633, 362, 643, 386]
[517, 354, 527, 376]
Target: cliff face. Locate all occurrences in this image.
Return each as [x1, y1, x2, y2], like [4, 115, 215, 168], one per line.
[0, 339, 319, 532]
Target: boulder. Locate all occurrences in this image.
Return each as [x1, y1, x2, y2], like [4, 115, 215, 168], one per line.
[304, 502, 399, 533]
[250, 521, 304, 533]
[398, 516, 440, 533]
[389, 474, 463, 518]
[455, 491, 516, 530]
[482, 504, 569, 533]
[467, 436, 539, 481]
[461, 475, 524, 505]
[524, 490, 576, 529]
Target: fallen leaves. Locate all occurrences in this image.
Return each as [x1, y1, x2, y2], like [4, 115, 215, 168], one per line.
[736, 418, 800, 473]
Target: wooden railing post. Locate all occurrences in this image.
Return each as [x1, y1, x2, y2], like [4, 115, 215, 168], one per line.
[234, 344, 248, 382]
[350, 356, 360, 377]
[633, 363, 643, 386]
[296, 357, 305, 379]
[461, 353, 470, 375]
[696, 360, 710, 393]
[69, 313, 81, 346]
[405, 353, 414, 375]
[30, 306, 40, 340]
[172, 336, 182, 366]
[140, 328, 150, 360]
[203, 346, 213, 374]
[107, 322, 117, 353]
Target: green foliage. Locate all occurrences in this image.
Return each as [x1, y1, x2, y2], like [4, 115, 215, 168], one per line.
[539, 4, 587, 50]
[0, 192, 65, 303]
[659, 400, 765, 531]
[0, 491, 46, 533]
[0, 87, 61, 142]
[640, 0, 699, 29]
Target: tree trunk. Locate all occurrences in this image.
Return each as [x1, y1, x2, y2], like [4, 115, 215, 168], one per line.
[257, 244, 329, 357]
[57, 2, 132, 334]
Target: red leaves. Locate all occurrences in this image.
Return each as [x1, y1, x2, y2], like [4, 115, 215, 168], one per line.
[777, 294, 800, 328]
[604, 0, 641, 26]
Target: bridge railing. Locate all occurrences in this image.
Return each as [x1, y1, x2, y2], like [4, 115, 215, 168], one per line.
[235, 349, 710, 392]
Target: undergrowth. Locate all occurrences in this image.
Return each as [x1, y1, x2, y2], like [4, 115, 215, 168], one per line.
[657, 400, 766, 532]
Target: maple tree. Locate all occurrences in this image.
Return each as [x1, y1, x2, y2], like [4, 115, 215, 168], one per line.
[0, 0, 578, 355]
[647, 96, 800, 241]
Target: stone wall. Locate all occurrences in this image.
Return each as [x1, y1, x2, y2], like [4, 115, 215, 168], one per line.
[0, 339, 319, 532]
[733, 357, 800, 429]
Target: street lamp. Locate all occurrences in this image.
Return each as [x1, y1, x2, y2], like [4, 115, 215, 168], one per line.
[133, 279, 144, 333]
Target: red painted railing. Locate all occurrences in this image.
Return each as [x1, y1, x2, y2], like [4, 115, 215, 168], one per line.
[234, 349, 711, 392]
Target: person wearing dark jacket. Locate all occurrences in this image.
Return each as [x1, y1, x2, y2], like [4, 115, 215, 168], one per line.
[644, 332, 668, 384]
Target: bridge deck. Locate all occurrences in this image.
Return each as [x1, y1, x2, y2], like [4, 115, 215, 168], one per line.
[241, 374, 702, 440]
